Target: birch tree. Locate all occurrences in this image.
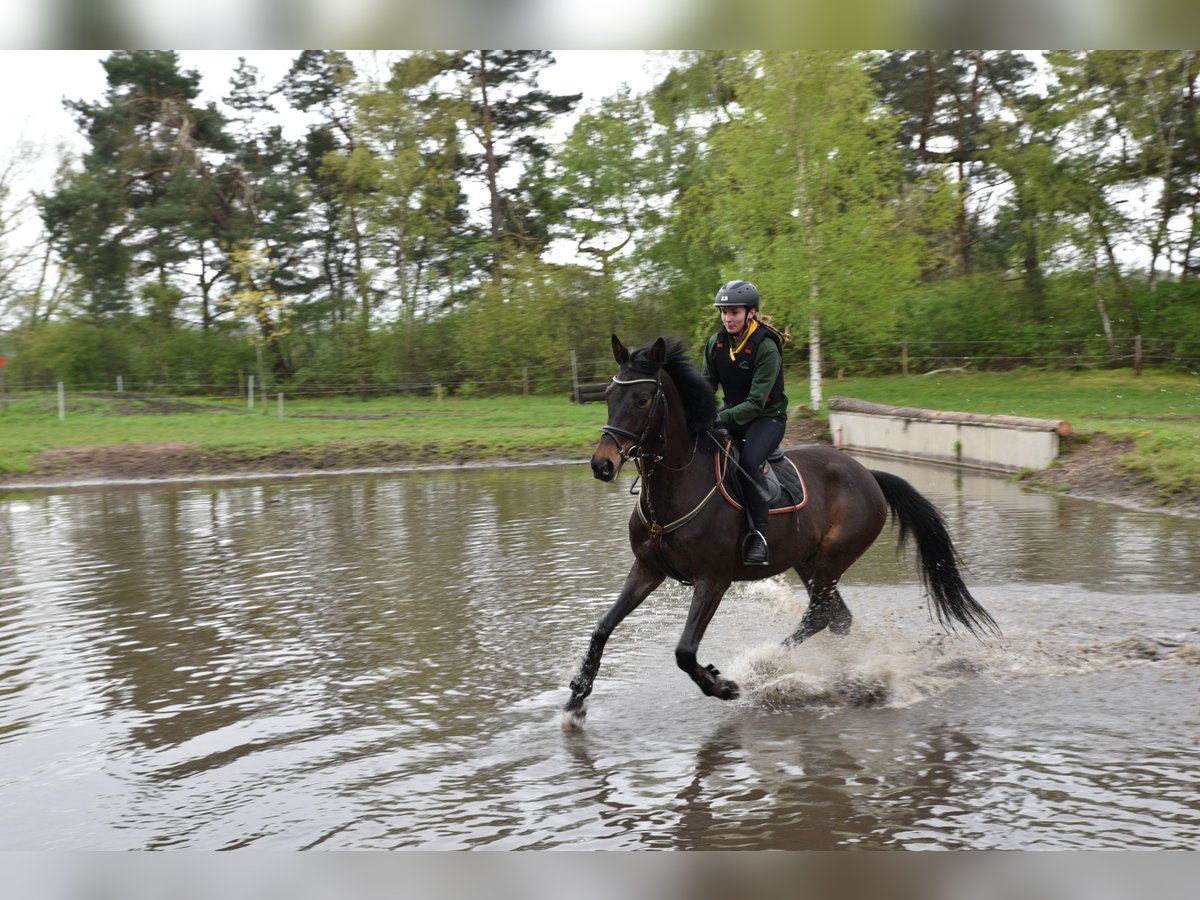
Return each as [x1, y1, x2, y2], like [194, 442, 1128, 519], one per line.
[714, 51, 950, 409]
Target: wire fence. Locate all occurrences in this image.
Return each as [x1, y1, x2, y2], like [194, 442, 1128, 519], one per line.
[2, 338, 1198, 402]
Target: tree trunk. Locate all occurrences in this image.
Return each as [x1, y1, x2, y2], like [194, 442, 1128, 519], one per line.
[477, 51, 504, 283]
[1093, 261, 1117, 361]
[808, 305, 823, 412]
[956, 160, 970, 274]
[1093, 212, 1139, 334]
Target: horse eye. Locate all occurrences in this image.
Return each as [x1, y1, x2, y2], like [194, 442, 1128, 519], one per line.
[636, 394, 651, 408]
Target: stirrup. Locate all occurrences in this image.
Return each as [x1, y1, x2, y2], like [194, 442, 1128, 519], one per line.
[742, 530, 769, 566]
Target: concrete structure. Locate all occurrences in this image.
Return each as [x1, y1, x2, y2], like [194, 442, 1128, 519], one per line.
[827, 397, 1070, 473]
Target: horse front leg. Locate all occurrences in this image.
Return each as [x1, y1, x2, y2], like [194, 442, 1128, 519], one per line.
[676, 578, 739, 700]
[562, 560, 665, 730]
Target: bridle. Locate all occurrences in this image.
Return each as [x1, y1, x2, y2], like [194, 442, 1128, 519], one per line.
[600, 371, 667, 465]
[600, 368, 719, 586]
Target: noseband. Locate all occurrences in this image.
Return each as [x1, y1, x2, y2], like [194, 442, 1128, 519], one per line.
[601, 371, 665, 463]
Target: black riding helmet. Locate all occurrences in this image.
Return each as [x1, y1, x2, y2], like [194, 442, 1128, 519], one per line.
[713, 280, 760, 309]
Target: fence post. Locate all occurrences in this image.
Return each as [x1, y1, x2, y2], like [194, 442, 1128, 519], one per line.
[117, 375, 124, 392]
[523, 367, 529, 396]
[0, 363, 6, 414]
[1134, 335, 1143, 376]
[248, 374, 255, 409]
[435, 384, 444, 403]
[277, 392, 284, 419]
[570, 350, 579, 403]
[901, 341, 909, 376]
[57, 382, 65, 420]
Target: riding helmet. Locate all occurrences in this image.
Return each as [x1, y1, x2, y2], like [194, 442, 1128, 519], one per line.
[713, 280, 760, 309]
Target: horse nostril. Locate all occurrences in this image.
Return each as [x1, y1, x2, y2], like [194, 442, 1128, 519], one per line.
[592, 458, 614, 481]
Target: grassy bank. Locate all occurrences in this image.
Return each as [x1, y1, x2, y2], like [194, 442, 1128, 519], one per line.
[827, 368, 1200, 500]
[0, 392, 607, 477]
[1, 368, 1197, 500]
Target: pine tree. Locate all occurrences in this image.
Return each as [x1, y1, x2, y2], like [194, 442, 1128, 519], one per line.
[429, 51, 581, 281]
[40, 51, 234, 322]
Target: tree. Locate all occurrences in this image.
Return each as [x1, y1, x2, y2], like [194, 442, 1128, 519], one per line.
[282, 51, 364, 328]
[428, 51, 581, 281]
[352, 54, 473, 376]
[0, 140, 64, 329]
[39, 51, 234, 322]
[217, 57, 309, 334]
[714, 51, 952, 409]
[1050, 52, 1200, 290]
[553, 88, 650, 278]
[222, 241, 292, 387]
[629, 51, 746, 340]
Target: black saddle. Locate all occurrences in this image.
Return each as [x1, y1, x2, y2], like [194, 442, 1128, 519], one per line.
[722, 443, 806, 510]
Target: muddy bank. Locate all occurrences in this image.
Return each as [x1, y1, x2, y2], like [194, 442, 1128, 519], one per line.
[2, 416, 1195, 518]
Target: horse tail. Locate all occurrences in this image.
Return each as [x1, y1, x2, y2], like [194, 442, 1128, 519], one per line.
[871, 470, 999, 637]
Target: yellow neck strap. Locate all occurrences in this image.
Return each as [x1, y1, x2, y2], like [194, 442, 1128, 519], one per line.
[729, 318, 758, 361]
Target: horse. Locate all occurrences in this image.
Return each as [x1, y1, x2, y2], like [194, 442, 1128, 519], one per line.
[562, 335, 998, 729]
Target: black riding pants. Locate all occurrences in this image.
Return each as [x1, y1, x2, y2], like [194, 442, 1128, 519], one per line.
[727, 416, 786, 530]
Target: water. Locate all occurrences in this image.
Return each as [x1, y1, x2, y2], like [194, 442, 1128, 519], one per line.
[1, 459, 1197, 849]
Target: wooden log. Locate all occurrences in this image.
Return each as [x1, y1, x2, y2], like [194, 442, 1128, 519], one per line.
[574, 382, 609, 403]
[827, 396, 1071, 437]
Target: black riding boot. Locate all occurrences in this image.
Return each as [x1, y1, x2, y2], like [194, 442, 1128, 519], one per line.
[742, 471, 770, 566]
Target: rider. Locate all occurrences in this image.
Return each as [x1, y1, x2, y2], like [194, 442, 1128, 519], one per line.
[701, 280, 788, 566]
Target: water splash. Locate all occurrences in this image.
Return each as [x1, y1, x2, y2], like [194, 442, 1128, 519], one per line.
[727, 630, 938, 710]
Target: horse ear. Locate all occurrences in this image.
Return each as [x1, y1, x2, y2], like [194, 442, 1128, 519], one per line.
[648, 337, 666, 366]
[611, 334, 629, 365]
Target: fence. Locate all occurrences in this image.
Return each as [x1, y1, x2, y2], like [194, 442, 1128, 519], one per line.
[3, 337, 1197, 403]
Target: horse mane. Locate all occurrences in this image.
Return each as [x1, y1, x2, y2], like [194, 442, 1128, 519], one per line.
[627, 338, 718, 435]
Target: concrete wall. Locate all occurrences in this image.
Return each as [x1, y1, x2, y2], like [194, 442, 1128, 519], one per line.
[828, 411, 1060, 473]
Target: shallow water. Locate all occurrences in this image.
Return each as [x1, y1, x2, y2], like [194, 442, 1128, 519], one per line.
[1, 458, 1197, 849]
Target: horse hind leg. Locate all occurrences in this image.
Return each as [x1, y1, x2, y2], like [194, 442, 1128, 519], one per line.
[786, 571, 853, 646]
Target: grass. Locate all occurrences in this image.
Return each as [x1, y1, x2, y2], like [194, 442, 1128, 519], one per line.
[1, 368, 1197, 499]
[0, 391, 608, 476]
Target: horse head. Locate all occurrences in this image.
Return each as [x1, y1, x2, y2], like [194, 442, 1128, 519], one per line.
[590, 335, 667, 482]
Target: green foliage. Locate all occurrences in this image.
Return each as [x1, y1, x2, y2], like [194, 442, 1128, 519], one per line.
[12, 320, 131, 386]
[124, 323, 255, 390]
[712, 53, 951, 335]
[452, 253, 633, 394]
[8, 49, 1200, 409]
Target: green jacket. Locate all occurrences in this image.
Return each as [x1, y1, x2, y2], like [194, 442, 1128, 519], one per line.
[702, 326, 789, 427]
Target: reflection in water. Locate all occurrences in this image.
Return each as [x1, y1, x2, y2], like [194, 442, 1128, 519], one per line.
[0, 461, 1198, 849]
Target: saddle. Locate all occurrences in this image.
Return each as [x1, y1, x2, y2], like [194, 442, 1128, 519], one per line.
[717, 442, 807, 512]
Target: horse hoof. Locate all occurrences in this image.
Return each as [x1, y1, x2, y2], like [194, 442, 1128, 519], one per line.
[561, 707, 587, 731]
[721, 681, 740, 701]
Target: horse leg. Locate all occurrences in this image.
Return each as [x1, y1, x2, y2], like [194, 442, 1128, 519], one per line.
[675, 578, 739, 700]
[563, 560, 665, 729]
[786, 571, 853, 646]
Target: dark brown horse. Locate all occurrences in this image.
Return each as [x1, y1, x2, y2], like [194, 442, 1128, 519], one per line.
[563, 336, 997, 729]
